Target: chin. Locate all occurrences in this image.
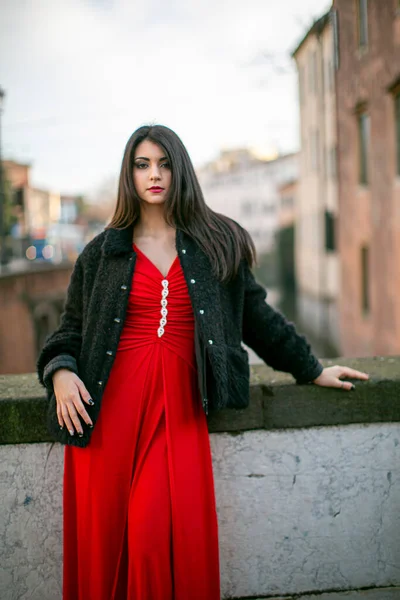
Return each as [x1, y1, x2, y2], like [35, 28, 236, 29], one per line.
[142, 197, 166, 205]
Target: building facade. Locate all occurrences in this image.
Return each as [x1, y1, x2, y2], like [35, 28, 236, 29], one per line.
[293, 11, 340, 354]
[333, 0, 400, 356]
[196, 149, 298, 255]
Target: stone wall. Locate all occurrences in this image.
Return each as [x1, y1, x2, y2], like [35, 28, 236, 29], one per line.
[1, 356, 400, 599]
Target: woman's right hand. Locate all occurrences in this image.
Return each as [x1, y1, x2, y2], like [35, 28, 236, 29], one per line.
[52, 369, 94, 437]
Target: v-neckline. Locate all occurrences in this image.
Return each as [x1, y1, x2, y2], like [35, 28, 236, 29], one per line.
[133, 243, 179, 279]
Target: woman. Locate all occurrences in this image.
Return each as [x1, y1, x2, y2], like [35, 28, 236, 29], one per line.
[37, 124, 369, 600]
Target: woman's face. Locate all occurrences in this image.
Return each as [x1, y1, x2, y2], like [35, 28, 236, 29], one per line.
[133, 139, 172, 205]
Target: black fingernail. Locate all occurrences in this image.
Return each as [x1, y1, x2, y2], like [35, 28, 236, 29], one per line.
[89, 399, 95, 405]
[351, 384, 356, 390]
[69, 430, 74, 436]
[78, 432, 83, 437]
[89, 423, 93, 428]
[59, 425, 64, 430]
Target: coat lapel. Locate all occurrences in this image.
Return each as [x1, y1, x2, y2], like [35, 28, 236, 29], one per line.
[101, 223, 135, 257]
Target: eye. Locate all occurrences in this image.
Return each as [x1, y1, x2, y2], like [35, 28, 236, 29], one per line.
[161, 162, 170, 169]
[135, 162, 148, 169]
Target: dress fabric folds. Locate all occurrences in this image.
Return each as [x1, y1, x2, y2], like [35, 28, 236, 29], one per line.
[62, 243, 221, 599]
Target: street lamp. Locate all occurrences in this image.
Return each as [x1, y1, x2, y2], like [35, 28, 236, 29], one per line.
[0, 86, 6, 267]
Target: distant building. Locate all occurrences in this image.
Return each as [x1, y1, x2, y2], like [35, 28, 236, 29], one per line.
[196, 149, 298, 255]
[292, 10, 340, 354]
[276, 180, 298, 311]
[60, 194, 80, 224]
[3, 160, 61, 239]
[333, 0, 400, 356]
[2, 160, 85, 263]
[25, 187, 61, 238]
[278, 179, 297, 229]
[2, 160, 31, 238]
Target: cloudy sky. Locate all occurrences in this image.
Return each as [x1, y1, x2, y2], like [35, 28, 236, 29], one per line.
[0, 0, 330, 197]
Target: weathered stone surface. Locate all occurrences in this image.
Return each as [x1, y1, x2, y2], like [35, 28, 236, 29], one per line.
[1, 355, 399, 444]
[1, 422, 399, 599]
[1, 356, 400, 599]
[248, 588, 400, 599]
[212, 423, 400, 598]
[0, 443, 63, 600]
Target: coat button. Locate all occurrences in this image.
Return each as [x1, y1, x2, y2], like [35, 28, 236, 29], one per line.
[114, 317, 121, 323]
[190, 279, 196, 284]
[97, 380, 103, 386]
[121, 284, 127, 290]
[199, 309, 204, 315]
[208, 339, 213, 345]
[182, 249, 186, 254]
[106, 350, 112, 356]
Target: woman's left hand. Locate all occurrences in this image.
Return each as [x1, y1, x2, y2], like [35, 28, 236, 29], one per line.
[312, 365, 369, 391]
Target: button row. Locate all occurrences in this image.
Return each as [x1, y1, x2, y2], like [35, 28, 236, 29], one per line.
[158, 279, 169, 337]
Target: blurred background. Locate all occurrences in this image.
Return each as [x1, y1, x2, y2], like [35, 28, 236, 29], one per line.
[1, 0, 399, 374]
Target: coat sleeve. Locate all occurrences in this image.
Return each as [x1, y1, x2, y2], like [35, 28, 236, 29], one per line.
[241, 260, 324, 384]
[36, 254, 84, 391]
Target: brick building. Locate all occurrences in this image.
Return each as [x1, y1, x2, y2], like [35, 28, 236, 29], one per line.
[333, 0, 400, 355]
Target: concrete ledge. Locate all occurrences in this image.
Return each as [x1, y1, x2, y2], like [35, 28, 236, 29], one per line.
[1, 355, 399, 445]
[245, 586, 400, 599]
[1, 358, 400, 599]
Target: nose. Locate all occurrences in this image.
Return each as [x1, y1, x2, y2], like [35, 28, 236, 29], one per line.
[149, 164, 162, 181]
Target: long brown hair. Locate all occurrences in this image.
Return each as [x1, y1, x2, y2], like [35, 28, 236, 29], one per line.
[106, 124, 256, 283]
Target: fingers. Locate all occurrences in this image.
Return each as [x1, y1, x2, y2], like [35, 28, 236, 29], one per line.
[61, 402, 80, 436]
[335, 366, 369, 391]
[339, 367, 369, 380]
[77, 380, 95, 407]
[315, 365, 370, 392]
[56, 391, 94, 437]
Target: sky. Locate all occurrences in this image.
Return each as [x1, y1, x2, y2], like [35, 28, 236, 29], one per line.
[0, 0, 331, 197]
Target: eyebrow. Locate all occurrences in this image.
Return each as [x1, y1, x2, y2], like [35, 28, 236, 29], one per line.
[134, 156, 168, 161]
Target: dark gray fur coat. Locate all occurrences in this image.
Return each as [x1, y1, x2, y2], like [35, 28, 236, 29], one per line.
[36, 223, 323, 447]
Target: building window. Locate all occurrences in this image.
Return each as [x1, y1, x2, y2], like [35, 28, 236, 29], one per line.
[14, 187, 24, 207]
[395, 92, 400, 175]
[361, 245, 370, 314]
[357, 0, 368, 48]
[324, 210, 336, 252]
[358, 110, 370, 185]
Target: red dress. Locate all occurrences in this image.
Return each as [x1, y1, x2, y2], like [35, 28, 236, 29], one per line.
[62, 243, 221, 599]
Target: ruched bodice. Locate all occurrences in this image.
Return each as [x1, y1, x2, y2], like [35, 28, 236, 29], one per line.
[118, 244, 196, 368]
